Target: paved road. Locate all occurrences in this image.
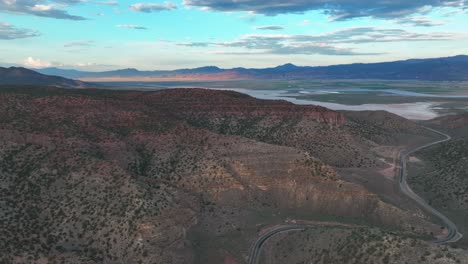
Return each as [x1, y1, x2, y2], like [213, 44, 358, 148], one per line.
[247, 127, 463, 264]
[247, 225, 306, 264]
[399, 126, 462, 244]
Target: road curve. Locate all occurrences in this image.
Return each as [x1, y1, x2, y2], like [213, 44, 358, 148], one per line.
[399, 126, 462, 244]
[247, 127, 462, 264]
[247, 225, 306, 264]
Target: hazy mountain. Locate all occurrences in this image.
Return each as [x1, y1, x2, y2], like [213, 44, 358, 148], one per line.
[0, 67, 91, 88]
[36, 66, 225, 79]
[35, 55, 468, 81]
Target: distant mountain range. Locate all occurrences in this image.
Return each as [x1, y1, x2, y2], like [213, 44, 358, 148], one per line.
[35, 55, 468, 82]
[2, 55, 467, 87]
[0, 67, 91, 88]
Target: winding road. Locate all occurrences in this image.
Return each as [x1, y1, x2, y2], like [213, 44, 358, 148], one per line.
[248, 127, 462, 264]
[399, 127, 463, 244]
[247, 225, 306, 264]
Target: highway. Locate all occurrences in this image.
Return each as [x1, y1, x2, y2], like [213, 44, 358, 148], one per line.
[399, 127, 463, 244]
[247, 127, 462, 264]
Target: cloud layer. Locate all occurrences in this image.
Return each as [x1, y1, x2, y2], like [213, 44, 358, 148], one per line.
[177, 27, 451, 56]
[0, 22, 40, 39]
[130, 2, 176, 13]
[116, 24, 148, 30]
[0, 0, 86, 20]
[254, 25, 284, 30]
[64, 40, 93, 47]
[184, 0, 466, 20]
[396, 16, 445, 27]
[21, 56, 115, 69]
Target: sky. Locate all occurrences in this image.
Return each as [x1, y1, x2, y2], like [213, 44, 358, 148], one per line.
[1, 0, 468, 71]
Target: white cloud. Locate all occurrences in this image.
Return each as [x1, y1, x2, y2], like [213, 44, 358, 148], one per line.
[21, 57, 115, 70]
[297, 20, 310, 26]
[116, 24, 148, 30]
[23, 57, 52, 68]
[130, 2, 176, 13]
[31, 4, 54, 11]
[64, 40, 93, 47]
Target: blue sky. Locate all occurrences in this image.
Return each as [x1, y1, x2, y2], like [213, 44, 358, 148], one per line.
[1, 0, 468, 70]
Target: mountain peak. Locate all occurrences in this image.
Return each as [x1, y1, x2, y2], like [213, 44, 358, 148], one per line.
[275, 63, 299, 70]
[119, 68, 139, 72]
[195, 66, 221, 70]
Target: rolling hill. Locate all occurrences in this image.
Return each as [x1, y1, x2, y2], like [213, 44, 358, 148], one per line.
[0, 67, 91, 88]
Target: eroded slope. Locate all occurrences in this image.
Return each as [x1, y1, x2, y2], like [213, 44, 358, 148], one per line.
[0, 87, 448, 263]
